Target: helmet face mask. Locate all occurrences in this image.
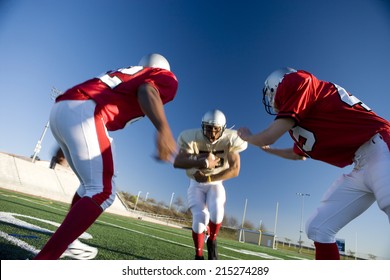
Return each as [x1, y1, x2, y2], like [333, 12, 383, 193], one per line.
[201, 110, 226, 143]
[138, 53, 170, 71]
[262, 84, 276, 115]
[262, 67, 297, 115]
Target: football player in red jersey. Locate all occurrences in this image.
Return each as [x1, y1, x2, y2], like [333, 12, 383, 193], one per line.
[238, 68, 390, 260]
[34, 53, 179, 260]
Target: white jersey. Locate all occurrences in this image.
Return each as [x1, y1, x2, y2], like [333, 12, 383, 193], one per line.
[177, 128, 247, 179]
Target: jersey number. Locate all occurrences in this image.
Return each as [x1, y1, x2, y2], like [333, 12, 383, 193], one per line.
[291, 84, 371, 153]
[98, 66, 143, 89]
[334, 84, 371, 111]
[291, 126, 315, 152]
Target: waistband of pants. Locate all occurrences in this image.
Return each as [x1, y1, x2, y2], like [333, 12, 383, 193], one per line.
[56, 89, 91, 102]
[353, 133, 387, 169]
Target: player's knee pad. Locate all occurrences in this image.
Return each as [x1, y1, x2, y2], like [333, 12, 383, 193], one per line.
[209, 208, 224, 225]
[306, 217, 336, 244]
[85, 185, 116, 211]
[99, 193, 115, 210]
[192, 211, 208, 233]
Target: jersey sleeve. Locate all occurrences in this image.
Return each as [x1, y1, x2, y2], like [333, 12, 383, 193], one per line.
[144, 69, 178, 105]
[177, 130, 196, 153]
[275, 71, 318, 122]
[228, 130, 248, 153]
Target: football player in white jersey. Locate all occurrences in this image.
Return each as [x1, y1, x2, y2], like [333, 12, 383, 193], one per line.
[174, 110, 247, 260]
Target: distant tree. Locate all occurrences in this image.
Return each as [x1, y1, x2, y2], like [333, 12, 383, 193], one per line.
[148, 198, 156, 204]
[158, 201, 167, 208]
[243, 220, 255, 230]
[174, 196, 184, 212]
[368, 254, 377, 260]
[223, 215, 239, 228]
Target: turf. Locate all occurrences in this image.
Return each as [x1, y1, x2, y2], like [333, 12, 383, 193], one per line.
[0, 188, 312, 260]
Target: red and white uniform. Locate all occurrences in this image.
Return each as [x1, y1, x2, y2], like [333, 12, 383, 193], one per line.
[275, 70, 390, 245]
[34, 65, 178, 260]
[57, 66, 178, 131]
[276, 70, 390, 167]
[51, 66, 178, 209]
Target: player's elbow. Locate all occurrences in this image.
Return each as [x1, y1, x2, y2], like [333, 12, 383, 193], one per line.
[230, 164, 240, 178]
[173, 160, 182, 169]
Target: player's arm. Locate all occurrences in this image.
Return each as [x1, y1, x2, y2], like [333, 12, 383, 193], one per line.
[193, 151, 241, 183]
[261, 146, 306, 160]
[238, 118, 295, 147]
[173, 149, 220, 169]
[137, 83, 176, 162]
[211, 151, 241, 181]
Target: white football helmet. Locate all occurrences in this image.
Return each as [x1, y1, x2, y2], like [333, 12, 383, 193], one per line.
[138, 53, 170, 71]
[262, 67, 297, 115]
[201, 109, 227, 142]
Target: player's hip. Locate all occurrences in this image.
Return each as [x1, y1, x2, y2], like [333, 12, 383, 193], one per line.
[353, 133, 390, 170]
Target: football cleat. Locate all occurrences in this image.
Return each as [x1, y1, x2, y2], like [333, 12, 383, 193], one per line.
[61, 239, 98, 260]
[207, 239, 218, 260]
[195, 255, 205, 260]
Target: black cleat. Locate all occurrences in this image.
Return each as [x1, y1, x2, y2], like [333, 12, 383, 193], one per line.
[207, 239, 218, 260]
[195, 255, 205, 260]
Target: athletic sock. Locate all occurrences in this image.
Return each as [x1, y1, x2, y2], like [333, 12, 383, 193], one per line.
[192, 230, 205, 257]
[208, 221, 221, 241]
[314, 242, 340, 260]
[70, 192, 81, 208]
[34, 197, 103, 260]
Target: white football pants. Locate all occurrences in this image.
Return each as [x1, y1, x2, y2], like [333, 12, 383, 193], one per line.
[306, 133, 390, 243]
[49, 100, 116, 210]
[187, 179, 226, 233]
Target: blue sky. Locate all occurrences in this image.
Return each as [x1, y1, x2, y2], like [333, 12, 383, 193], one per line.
[1, 0, 389, 259]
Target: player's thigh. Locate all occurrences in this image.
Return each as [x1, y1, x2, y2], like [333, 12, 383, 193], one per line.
[366, 137, 390, 213]
[52, 100, 114, 188]
[187, 183, 207, 211]
[306, 173, 375, 242]
[206, 183, 226, 222]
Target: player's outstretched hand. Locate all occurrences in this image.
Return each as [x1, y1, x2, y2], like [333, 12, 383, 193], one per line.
[237, 127, 252, 141]
[155, 128, 177, 163]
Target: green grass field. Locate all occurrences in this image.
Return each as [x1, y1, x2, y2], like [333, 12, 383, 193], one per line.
[0, 188, 312, 260]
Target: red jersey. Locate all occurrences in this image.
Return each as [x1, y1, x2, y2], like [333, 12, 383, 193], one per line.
[56, 66, 178, 131]
[275, 70, 390, 167]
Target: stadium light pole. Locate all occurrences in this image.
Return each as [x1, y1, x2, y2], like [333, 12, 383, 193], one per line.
[273, 201, 279, 249]
[239, 198, 248, 243]
[32, 121, 50, 162]
[241, 198, 248, 228]
[31, 87, 62, 163]
[144, 192, 149, 202]
[134, 191, 142, 211]
[169, 192, 175, 210]
[296, 192, 310, 253]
